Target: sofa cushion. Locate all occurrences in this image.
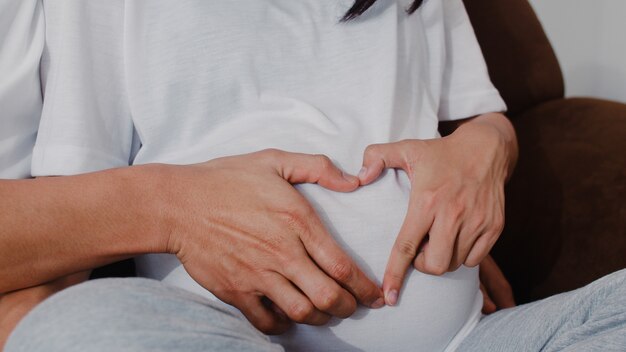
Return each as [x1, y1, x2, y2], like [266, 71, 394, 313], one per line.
[495, 98, 626, 302]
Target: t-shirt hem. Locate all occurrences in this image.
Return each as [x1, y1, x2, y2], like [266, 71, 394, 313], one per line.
[443, 289, 483, 352]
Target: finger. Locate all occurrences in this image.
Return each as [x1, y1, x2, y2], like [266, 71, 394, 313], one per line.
[465, 232, 498, 267]
[480, 283, 497, 314]
[383, 200, 433, 306]
[460, 189, 505, 267]
[284, 256, 359, 318]
[299, 213, 384, 308]
[263, 273, 331, 326]
[479, 255, 516, 309]
[359, 141, 418, 185]
[265, 299, 289, 321]
[414, 209, 460, 276]
[265, 150, 359, 192]
[449, 223, 482, 271]
[230, 294, 292, 335]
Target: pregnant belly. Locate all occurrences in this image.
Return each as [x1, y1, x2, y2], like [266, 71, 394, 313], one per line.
[272, 171, 481, 351]
[138, 170, 481, 352]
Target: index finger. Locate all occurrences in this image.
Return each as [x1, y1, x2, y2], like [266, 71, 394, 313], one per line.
[299, 211, 384, 309]
[383, 199, 433, 305]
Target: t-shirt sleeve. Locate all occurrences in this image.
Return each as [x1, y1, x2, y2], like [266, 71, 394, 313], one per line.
[0, 0, 44, 179]
[31, 1, 134, 176]
[438, 0, 507, 121]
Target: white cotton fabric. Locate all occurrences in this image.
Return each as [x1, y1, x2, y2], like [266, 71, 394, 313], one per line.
[33, 1, 506, 351]
[0, 0, 43, 179]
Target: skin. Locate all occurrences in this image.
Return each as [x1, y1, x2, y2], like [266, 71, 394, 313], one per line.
[0, 272, 90, 349]
[360, 112, 518, 305]
[0, 113, 517, 348]
[0, 150, 383, 340]
[479, 254, 516, 314]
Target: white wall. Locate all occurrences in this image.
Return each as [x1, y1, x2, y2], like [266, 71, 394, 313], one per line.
[528, 0, 626, 103]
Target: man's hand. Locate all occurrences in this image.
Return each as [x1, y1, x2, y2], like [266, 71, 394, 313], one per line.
[0, 272, 89, 350]
[163, 149, 384, 334]
[0, 148, 382, 335]
[358, 113, 517, 305]
[479, 255, 515, 314]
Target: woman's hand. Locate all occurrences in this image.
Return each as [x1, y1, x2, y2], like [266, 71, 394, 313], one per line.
[358, 113, 517, 305]
[165, 149, 383, 334]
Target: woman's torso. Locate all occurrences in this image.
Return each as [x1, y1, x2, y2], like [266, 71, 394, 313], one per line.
[41, 1, 482, 350]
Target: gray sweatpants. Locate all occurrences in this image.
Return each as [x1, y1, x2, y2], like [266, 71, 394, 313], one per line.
[6, 270, 626, 352]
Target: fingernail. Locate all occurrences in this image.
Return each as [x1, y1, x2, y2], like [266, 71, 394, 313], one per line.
[358, 167, 368, 180]
[371, 297, 385, 309]
[385, 290, 398, 306]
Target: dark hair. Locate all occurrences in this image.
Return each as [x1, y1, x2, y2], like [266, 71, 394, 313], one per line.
[342, 0, 423, 21]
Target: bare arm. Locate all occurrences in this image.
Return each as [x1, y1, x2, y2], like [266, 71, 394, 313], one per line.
[0, 165, 167, 293]
[0, 167, 151, 348]
[0, 150, 384, 335]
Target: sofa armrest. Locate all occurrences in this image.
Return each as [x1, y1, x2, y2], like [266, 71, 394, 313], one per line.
[493, 98, 626, 303]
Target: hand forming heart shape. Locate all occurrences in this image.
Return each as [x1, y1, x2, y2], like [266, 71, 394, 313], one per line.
[356, 112, 517, 306]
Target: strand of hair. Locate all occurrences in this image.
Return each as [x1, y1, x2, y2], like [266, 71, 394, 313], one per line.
[341, 0, 424, 22]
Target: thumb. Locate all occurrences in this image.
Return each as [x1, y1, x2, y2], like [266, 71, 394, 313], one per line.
[264, 149, 359, 192]
[359, 140, 417, 185]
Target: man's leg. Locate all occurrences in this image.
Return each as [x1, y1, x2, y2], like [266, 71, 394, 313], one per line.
[5, 278, 283, 352]
[459, 269, 626, 351]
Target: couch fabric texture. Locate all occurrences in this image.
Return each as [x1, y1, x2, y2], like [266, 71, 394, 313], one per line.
[465, 0, 626, 303]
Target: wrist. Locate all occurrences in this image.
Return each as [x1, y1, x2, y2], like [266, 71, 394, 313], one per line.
[128, 164, 177, 255]
[451, 113, 518, 180]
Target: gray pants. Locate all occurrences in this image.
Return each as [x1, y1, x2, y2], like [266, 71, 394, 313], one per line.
[6, 270, 626, 352]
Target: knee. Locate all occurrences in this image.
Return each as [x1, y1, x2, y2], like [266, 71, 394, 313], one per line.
[579, 269, 626, 318]
[600, 269, 626, 303]
[5, 278, 160, 352]
[589, 269, 626, 295]
[5, 278, 282, 352]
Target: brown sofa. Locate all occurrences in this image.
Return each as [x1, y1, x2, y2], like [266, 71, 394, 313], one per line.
[465, 0, 626, 303]
[94, 0, 626, 305]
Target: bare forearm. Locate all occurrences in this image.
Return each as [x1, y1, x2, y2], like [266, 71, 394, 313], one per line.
[0, 165, 169, 293]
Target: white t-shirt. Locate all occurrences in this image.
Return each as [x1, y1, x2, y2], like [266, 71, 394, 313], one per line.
[34, 1, 506, 351]
[0, 0, 43, 179]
